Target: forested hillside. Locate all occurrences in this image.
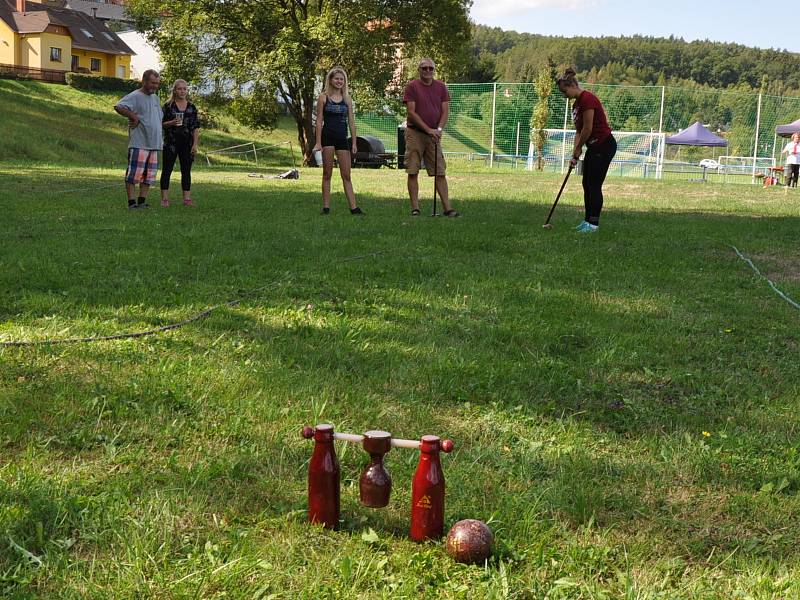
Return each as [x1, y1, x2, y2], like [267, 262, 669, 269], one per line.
[463, 25, 800, 95]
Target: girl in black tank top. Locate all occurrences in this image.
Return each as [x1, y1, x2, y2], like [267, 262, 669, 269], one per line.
[313, 67, 363, 215]
[322, 96, 349, 139]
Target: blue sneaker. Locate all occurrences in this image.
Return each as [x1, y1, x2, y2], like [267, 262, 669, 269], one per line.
[575, 220, 598, 230]
[576, 221, 599, 233]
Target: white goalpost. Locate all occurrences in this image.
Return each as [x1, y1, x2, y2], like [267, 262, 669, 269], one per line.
[526, 129, 666, 178]
[717, 155, 775, 181]
[203, 141, 295, 168]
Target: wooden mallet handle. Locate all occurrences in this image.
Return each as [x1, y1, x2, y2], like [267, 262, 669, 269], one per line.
[301, 426, 454, 452]
[543, 163, 574, 228]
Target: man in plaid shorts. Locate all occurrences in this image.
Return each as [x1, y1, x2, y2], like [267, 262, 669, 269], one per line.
[114, 70, 165, 209]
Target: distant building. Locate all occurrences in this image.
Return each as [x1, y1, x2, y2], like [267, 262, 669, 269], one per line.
[0, 0, 134, 81]
[45, 0, 164, 81]
[116, 29, 160, 80]
[33, 0, 132, 25]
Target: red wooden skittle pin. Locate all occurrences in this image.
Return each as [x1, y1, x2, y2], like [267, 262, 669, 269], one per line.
[303, 424, 340, 529]
[410, 435, 454, 541]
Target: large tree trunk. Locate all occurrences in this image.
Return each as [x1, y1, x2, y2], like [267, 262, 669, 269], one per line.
[281, 79, 316, 167]
[283, 71, 318, 166]
[294, 114, 309, 166]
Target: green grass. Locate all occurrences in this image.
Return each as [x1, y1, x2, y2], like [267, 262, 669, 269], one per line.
[2, 81, 800, 598]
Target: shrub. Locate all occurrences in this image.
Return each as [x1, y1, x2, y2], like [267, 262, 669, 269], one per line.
[196, 107, 218, 130]
[65, 73, 139, 93]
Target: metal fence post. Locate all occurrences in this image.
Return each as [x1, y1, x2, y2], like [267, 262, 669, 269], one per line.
[560, 98, 569, 174]
[655, 87, 666, 179]
[489, 83, 497, 168]
[752, 93, 762, 183]
[772, 132, 777, 163]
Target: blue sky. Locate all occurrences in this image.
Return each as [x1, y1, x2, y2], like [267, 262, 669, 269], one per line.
[470, 0, 797, 53]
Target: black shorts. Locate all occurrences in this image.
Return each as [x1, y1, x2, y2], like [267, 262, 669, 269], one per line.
[321, 131, 350, 151]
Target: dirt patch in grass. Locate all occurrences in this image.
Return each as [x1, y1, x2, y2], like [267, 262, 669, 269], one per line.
[750, 251, 800, 283]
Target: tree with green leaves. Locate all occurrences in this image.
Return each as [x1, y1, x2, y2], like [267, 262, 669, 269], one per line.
[127, 0, 471, 165]
[531, 62, 555, 171]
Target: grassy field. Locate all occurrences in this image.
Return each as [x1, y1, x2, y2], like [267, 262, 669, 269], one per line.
[2, 81, 800, 598]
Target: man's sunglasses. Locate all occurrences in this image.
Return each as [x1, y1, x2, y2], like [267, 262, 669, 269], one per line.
[419, 66, 435, 71]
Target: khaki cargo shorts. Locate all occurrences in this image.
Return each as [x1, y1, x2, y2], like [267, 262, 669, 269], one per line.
[405, 127, 446, 176]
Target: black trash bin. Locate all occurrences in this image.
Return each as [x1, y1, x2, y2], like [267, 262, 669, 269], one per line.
[397, 122, 406, 169]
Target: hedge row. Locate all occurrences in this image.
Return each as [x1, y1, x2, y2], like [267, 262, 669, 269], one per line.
[65, 72, 140, 93]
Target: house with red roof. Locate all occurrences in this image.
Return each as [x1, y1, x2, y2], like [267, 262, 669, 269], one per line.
[0, 0, 134, 82]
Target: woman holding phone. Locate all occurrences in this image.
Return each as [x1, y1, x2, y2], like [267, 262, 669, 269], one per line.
[312, 67, 363, 215]
[160, 79, 200, 207]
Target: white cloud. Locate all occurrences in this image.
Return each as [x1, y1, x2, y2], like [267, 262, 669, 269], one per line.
[471, 0, 600, 21]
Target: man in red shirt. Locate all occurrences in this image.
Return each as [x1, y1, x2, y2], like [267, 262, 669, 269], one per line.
[402, 58, 459, 217]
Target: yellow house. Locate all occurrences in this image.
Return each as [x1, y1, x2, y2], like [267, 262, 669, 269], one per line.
[0, 0, 133, 80]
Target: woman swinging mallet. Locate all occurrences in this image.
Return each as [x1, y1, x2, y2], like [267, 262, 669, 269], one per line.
[556, 68, 617, 232]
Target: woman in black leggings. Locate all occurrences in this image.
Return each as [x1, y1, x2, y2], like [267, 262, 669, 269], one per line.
[557, 68, 616, 232]
[161, 79, 200, 207]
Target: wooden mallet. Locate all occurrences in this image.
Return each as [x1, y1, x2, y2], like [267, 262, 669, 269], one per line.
[542, 163, 574, 229]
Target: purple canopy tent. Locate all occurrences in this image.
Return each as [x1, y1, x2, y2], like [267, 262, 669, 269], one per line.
[665, 122, 727, 181]
[665, 121, 728, 147]
[776, 118, 800, 138]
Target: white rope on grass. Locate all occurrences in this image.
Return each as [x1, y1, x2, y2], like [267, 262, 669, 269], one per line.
[205, 141, 291, 156]
[208, 146, 258, 156]
[204, 141, 258, 153]
[252, 142, 291, 153]
[730, 245, 800, 311]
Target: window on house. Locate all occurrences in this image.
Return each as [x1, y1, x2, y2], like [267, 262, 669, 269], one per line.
[71, 55, 79, 71]
[81, 28, 94, 38]
[102, 32, 115, 41]
[50, 47, 62, 62]
[90, 58, 101, 71]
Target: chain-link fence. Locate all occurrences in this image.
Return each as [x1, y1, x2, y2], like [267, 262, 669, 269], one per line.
[356, 83, 800, 183]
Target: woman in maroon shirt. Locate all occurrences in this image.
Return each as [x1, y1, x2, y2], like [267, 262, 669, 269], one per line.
[557, 68, 617, 232]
